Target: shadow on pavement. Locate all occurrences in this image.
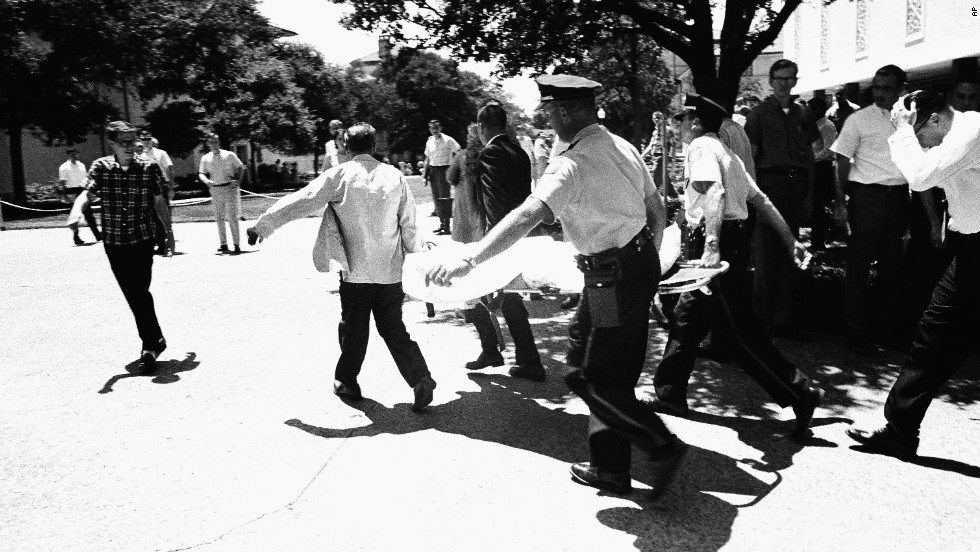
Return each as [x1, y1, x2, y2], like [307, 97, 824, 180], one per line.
[98, 352, 199, 393]
[846, 446, 980, 479]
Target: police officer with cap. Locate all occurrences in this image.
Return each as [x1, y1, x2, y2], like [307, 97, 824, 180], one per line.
[425, 74, 688, 499]
[649, 92, 824, 438]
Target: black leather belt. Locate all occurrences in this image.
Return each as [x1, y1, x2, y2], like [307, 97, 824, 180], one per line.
[760, 167, 806, 178]
[211, 182, 233, 187]
[575, 227, 652, 272]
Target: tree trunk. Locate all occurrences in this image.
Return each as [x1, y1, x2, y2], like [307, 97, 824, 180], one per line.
[312, 150, 320, 176]
[249, 140, 258, 188]
[8, 126, 27, 205]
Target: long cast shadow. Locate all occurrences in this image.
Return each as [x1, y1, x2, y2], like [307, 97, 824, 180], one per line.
[287, 371, 800, 552]
[99, 352, 199, 393]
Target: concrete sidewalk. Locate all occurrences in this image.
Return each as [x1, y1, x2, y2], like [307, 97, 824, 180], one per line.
[1, 203, 979, 552]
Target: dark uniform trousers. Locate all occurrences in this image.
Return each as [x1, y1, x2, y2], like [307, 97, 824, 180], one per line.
[563, 237, 677, 475]
[903, 190, 952, 339]
[885, 230, 980, 437]
[335, 280, 431, 388]
[655, 221, 811, 408]
[104, 241, 164, 350]
[845, 182, 910, 340]
[466, 293, 541, 367]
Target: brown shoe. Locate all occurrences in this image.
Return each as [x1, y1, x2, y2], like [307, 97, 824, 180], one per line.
[411, 376, 437, 412]
[570, 462, 631, 495]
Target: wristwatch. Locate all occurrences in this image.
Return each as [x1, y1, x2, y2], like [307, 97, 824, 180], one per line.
[704, 235, 720, 250]
[462, 256, 478, 269]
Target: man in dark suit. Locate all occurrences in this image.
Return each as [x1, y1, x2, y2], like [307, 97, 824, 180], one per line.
[463, 101, 546, 382]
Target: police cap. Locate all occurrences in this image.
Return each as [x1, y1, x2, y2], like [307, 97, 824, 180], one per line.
[536, 74, 601, 109]
[673, 92, 728, 121]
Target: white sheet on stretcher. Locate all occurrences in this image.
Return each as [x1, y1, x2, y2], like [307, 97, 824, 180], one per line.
[402, 224, 682, 305]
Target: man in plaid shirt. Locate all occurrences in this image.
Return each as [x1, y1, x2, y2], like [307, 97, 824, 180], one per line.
[78, 120, 168, 372]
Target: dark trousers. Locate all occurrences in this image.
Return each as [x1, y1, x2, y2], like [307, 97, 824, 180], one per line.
[810, 161, 836, 247]
[69, 188, 101, 239]
[885, 231, 980, 437]
[903, 190, 952, 339]
[467, 293, 541, 366]
[335, 280, 430, 388]
[654, 222, 811, 408]
[429, 166, 452, 223]
[845, 182, 910, 339]
[753, 173, 807, 325]
[104, 241, 164, 350]
[563, 240, 676, 474]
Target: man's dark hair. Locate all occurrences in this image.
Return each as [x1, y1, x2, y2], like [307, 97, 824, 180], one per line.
[105, 120, 136, 142]
[66, 147, 78, 154]
[477, 102, 507, 129]
[904, 89, 949, 121]
[346, 122, 375, 152]
[807, 97, 829, 118]
[950, 76, 980, 90]
[875, 64, 907, 85]
[769, 59, 799, 78]
[428, 119, 441, 126]
[693, 108, 723, 134]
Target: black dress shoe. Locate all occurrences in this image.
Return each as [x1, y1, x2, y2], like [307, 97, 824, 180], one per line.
[644, 396, 690, 418]
[846, 425, 919, 458]
[73, 235, 85, 246]
[792, 386, 824, 439]
[411, 376, 437, 412]
[465, 350, 504, 370]
[333, 380, 363, 401]
[570, 462, 631, 495]
[509, 363, 546, 382]
[650, 442, 689, 500]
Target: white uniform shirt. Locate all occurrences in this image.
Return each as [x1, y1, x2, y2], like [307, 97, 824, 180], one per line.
[424, 134, 460, 167]
[199, 149, 243, 185]
[324, 139, 351, 170]
[718, 117, 756, 179]
[145, 146, 174, 182]
[532, 124, 655, 255]
[684, 134, 762, 227]
[254, 154, 422, 283]
[888, 110, 980, 234]
[831, 105, 906, 186]
[59, 160, 89, 189]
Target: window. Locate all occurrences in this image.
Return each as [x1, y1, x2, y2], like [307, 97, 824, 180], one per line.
[855, 0, 869, 59]
[906, 0, 925, 43]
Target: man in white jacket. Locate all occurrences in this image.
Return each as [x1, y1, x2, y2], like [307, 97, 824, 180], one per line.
[247, 122, 437, 412]
[848, 90, 980, 458]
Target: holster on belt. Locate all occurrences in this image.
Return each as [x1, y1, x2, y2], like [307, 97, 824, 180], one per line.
[574, 228, 652, 328]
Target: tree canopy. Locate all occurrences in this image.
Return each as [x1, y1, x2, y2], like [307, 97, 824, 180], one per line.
[336, 0, 807, 109]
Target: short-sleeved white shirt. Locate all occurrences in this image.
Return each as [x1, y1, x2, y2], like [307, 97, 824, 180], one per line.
[145, 147, 174, 181]
[684, 134, 761, 227]
[199, 149, 244, 184]
[424, 134, 460, 166]
[531, 124, 654, 255]
[830, 105, 906, 185]
[59, 160, 89, 189]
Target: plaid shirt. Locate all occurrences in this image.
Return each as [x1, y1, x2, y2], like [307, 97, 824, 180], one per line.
[88, 156, 164, 245]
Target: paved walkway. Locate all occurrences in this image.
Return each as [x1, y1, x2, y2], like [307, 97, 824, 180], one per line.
[1, 198, 979, 552]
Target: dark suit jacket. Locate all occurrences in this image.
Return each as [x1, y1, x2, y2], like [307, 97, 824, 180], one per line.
[478, 134, 532, 231]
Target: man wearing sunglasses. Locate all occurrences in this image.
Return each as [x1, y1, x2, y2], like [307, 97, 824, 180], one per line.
[76, 120, 169, 372]
[847, 90, 980, 458]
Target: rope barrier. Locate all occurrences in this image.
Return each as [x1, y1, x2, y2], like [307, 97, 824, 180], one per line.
[240, 189, 288, 200]
[0, 200, 72, 213]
